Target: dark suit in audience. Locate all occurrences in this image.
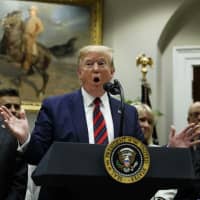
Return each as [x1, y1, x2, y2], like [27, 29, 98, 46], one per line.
[0, 88, 27, 200]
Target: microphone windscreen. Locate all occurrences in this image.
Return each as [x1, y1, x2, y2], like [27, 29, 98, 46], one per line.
[103, 82, 120, 95]
[103, 82, 113, 92]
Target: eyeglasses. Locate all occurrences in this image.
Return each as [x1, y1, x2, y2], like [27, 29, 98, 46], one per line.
[83, 59, 108, 69]
[4, 103, 20, 110]
[189, 112, 200, 118]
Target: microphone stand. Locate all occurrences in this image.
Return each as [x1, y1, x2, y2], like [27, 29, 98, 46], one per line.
[104, 79, 125, 137]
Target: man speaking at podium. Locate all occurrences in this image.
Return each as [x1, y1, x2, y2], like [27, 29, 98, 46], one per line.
[0, 45, 145, 199]
[0, 45, 200, 199]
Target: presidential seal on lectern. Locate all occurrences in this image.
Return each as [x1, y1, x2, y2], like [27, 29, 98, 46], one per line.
[104, 136, 150, 184]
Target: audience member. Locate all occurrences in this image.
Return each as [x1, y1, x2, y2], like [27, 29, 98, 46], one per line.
[0, 88, 28, 199]
[133, 101, 200, 148]
[174, 101, 200, 200]
[134, 102, 177, 200]
[134, 102, 155, 145]
[134, 101, 200, 200]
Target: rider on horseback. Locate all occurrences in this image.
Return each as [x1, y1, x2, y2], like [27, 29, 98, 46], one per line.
[22, 5, 44, 74]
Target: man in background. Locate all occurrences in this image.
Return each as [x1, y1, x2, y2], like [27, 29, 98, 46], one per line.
[174, 101, 200, 200]
[0, 88, 28, 199]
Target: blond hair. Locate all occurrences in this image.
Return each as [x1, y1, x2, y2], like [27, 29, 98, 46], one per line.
[77, 45, 114, 68]
[132, 102, 155, 145]
[132, 102, 154, 123]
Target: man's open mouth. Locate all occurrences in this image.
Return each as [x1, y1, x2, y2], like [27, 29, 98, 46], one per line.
[93, 77, 100, 82]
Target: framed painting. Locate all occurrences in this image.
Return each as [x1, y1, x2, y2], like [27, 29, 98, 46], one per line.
[0, 0, 103, 111]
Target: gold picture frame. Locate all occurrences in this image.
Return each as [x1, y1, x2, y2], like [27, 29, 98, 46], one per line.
[0, 0, 103, 111]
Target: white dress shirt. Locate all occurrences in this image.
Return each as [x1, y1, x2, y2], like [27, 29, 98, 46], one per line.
[81, 87, 114, 144]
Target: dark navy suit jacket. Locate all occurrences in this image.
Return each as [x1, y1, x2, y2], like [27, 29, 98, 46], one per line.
[0, 124, 27, 200]
[26, 89, 144, 199]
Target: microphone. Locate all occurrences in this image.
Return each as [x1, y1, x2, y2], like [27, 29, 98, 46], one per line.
[103, 80, 120, 95]
[103, 79, 125, 137]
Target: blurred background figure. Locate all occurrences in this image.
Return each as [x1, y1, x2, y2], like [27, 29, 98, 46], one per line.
[133, 102, 178, 200]
[133, 102, 155, 145]
[174, 101, 200, 200]
[187, 101, 200, 135]
[0, 88, 28, 199]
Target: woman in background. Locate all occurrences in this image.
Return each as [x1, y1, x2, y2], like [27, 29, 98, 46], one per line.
[133, 102, 177, 200]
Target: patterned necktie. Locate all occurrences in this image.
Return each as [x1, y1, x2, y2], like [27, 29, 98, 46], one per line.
[93, 98, 108, 145]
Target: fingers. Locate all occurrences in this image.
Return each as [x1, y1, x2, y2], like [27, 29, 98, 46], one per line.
[0, 106, 19, 126]
[19, 108, 26, 119]
[168, 125, 176, 147]
[180, 123, 196, 136]
[0, 106, 11, 121]
[190, 139, 200, 146]
[186, 124, 200, 140]
[169, 125, 176, 138]
[188, 129, 200, 141]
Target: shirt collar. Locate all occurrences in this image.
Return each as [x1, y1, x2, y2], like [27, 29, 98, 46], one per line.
[81, 87, 109, 107]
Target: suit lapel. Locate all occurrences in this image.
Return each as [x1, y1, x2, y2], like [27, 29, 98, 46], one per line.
[70, 90, 89, 143]
[109, 97, 121, 139]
